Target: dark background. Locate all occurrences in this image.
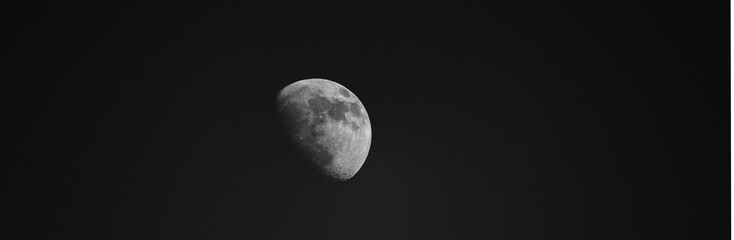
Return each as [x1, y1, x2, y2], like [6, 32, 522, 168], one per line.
[4, 1, 729, 239]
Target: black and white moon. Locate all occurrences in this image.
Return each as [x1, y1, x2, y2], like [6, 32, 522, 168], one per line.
[276, 78, 372, 181]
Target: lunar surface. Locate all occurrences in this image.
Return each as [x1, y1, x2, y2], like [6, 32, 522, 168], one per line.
[276, 78, 372, 181]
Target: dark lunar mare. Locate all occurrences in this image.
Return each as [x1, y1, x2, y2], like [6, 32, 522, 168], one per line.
[339, 88, 350, 97]
[348, 101, 362, 118]
[307, 95, 363, 130]
[308, 95, 353, 123]
[327, 101, 350, 122]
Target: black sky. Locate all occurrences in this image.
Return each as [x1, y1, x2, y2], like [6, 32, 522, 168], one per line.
[4, 1, 729, 239]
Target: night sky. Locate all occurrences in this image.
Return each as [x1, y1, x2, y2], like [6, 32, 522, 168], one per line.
[5, 1, 729, 239]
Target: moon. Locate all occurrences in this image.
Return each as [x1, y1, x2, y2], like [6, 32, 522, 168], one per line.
[276, 78, 372, 181]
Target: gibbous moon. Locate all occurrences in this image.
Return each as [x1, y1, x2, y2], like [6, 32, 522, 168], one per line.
[276, 78, 372, 181]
